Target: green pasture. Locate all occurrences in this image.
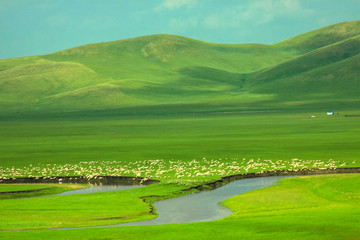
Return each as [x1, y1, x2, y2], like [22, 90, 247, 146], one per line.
[0, 110, 359, 169]
[1, 174, 359, 239]
[0, 182, 190, 229]
[0, 110, 359, 239]
[0, 109, 358, 236]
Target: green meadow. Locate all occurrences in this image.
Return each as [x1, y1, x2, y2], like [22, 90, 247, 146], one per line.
[1, 110, 359, 169]
[0, 110, 359, 233]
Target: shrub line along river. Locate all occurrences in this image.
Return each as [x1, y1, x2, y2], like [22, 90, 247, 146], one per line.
[2, 167, 360, 231]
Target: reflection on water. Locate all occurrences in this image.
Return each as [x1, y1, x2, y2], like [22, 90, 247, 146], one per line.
[56, 184, 144, 196]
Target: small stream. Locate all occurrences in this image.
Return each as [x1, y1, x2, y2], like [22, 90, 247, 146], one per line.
[60, 176, 290, 229]
[116, 176, 289, 226]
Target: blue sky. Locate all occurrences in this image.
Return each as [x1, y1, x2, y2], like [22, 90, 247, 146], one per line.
[0, 0, 359, 59]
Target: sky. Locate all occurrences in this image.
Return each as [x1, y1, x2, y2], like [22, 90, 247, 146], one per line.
[0, 0, 359, 59]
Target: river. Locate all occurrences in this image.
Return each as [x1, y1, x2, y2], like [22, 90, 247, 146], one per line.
[61, 176, 290, 229]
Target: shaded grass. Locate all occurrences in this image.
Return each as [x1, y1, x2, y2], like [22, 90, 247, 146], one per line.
[247, 35, 360, 104]
[0, 184, 86, 199]
[0, 184, 52, 192]
[276, 20, 360, 52]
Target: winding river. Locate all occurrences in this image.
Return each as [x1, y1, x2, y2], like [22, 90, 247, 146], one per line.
[117, 176, 289, 226]
[62, 176, 290, 229]
[4, 168, 359, 231]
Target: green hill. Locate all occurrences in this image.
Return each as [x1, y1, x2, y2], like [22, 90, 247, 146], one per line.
[246, 34, 360, 109]
[275, 21, 360, 52]
[0, 21, 359, 115]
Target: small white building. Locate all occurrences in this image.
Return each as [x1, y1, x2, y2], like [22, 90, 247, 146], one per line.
[327, 111, 334, 116]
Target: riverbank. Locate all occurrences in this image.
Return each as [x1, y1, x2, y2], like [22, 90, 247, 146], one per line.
[139, 167, 360, 218]
[1, 167, 359, 230]
[1, 173, 359, 240]
[0, 175, 159, 185]
[189, 167, 360, 191]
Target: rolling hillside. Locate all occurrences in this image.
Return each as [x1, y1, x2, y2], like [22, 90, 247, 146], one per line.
[275, 20, 360, 52]
[0, 21, 359, 114]
[246, 35, 360, 99]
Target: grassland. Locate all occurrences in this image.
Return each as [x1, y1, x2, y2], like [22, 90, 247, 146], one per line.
[1, 174, 359, 240]
[0, 110, 359, 232]
[0, 111, 359, 170]
[0, 182, 190, 229]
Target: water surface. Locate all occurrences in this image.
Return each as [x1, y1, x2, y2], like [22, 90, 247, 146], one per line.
[56, 184, 144, 196]
[115, 176, 288, 226]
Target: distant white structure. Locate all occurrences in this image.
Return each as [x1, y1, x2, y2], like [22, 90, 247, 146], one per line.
[327, 111, 334, 116]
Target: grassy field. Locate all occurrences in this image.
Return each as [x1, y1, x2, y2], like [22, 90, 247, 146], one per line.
[1, 173, 359, 239]
[0, 182, 190, 229]
[1, 110, 359, 170]
[0, 110, 359, 234]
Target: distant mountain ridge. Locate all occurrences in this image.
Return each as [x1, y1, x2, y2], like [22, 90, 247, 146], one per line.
[0, 21, 359, 115]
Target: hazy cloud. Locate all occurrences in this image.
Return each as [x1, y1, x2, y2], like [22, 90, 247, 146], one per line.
[203, 15, 221, 29]
[202, 0, 315, 29]
[168, 17, 199, 32]
[318, 17, 330, 26]
[241, 0, 315, 22]
[157, 0, 198, 10]
[0, 1, 20, 13]
[46, 13, 69, 28]
[1, 0, 356, 59]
